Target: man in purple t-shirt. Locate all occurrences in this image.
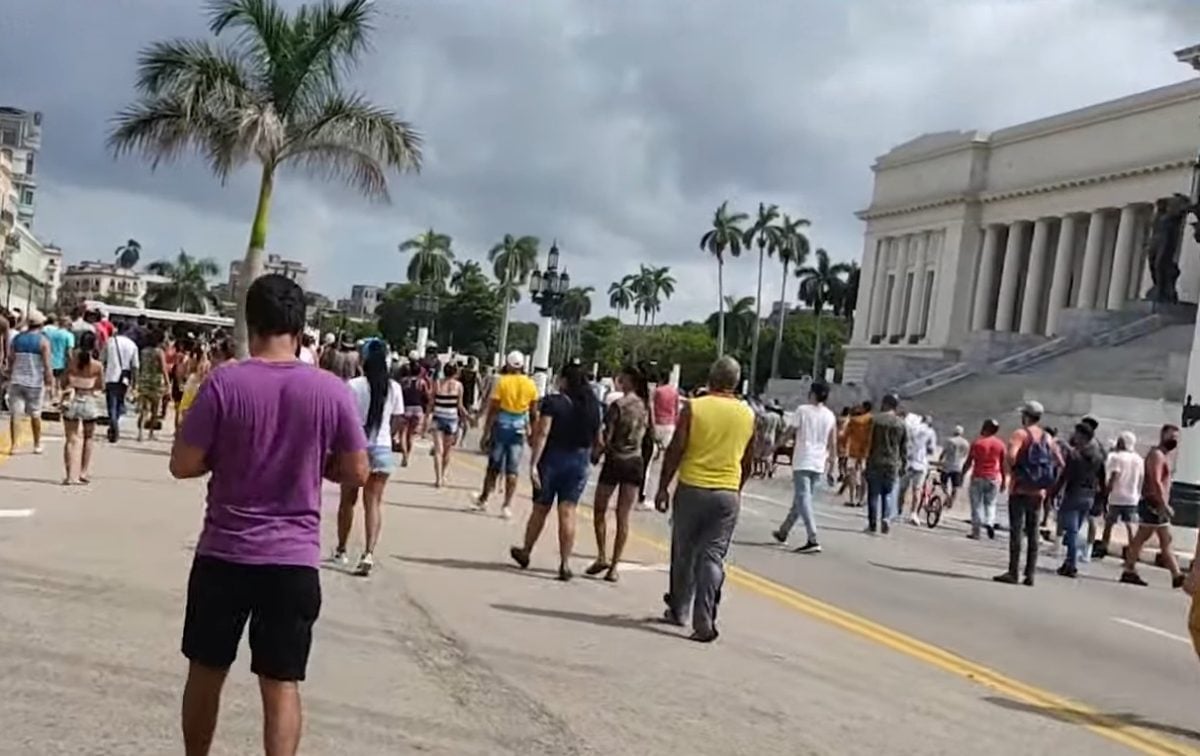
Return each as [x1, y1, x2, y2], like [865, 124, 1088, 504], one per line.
[170, 274, 367, 756]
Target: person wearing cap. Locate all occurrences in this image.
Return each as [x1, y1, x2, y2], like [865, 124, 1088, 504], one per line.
[939, 425, 970, 508]
[318, 333, 360, 380]
[863, 393, 907, 534]
[995, 399, 1062, 586]
[1098, 431, 1142, 559]
[4, 309, 54, 454]
[474, 351, 539, 519]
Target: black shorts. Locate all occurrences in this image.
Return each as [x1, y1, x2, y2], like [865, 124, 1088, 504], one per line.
[182, 555, 321, 682]
[1137, 498, 1169, 527]
[53, 368, 66, 379]
[943, 471, 963, 489]
[598, 454, 645, 487]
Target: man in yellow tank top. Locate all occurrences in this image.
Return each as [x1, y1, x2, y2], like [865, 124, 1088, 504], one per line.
[654, 356, 755, 642]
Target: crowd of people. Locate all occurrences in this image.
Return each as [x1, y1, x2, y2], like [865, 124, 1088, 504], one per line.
[5, 280, 1199, 755]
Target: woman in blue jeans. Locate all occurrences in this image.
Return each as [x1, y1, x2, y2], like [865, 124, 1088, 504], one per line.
[1049, 422, 1105, 577]
[511, 363, 602, 581]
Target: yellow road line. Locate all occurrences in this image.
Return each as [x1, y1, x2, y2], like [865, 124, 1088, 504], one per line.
[450, 451, 1197, 755]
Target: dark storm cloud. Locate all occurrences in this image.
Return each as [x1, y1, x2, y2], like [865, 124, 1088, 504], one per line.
[0, 1, 1196, 318]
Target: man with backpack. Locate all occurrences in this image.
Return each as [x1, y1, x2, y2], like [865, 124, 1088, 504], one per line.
[995, 400, 1062, 586]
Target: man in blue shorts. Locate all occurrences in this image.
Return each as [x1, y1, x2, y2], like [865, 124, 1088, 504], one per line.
[474, 351, 539, 519]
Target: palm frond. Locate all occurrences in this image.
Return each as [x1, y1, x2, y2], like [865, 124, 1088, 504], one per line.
[135, 39, 253, 107]
[281, 0, 373, 116]
[207, 0, 289, 64]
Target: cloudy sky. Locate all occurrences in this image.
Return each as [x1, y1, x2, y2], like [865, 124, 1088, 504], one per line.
[2, 0, 1199, 321]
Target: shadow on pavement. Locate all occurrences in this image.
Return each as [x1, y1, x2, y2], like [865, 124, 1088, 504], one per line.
[383, 500, 481, 516]
[392, 554, 557, 579]
[869, 561, 992, 582]
[491, 603, 682, 638]
[119, 445, 172, 457]
[388, 478, 477, 494]
[983, 696, 1200, 743]
[0, 473, 62, 487]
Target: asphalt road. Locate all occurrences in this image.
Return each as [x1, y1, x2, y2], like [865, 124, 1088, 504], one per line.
[0, 424, 1197, 755]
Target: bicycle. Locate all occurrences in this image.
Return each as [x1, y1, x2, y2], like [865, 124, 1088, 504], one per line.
[914, 467, 947, 529]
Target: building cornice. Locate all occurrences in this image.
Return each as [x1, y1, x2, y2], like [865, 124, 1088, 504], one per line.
[856, 194, 974, 221]
[978, 157, 1193, 204]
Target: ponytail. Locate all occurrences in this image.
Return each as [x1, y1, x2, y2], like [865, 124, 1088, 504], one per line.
[76, 331, 97, 370]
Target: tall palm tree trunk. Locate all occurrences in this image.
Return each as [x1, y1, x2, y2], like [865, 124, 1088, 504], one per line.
[233, 165, 276, 358]
[812, 309, 823, 380]
[497, 254, 514, 362]
[771, 260, 790, 379]
[716, 259, 726, 356]
[748, 244, 766, 392]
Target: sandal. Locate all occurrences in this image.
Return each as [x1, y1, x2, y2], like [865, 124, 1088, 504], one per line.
[585, 560, 609, 576]
[603, 568, 619, 583]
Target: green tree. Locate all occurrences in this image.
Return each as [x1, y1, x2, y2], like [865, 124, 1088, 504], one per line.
[399, 228, 454, 289]
[375, 283, 421, 348]
[771, 213, 811, 379]
[555, 285, 594, 363]
[144, 249, 221, 313]
[698, 201, 748, 355]
[488, 234, 539, 356]
[834, 261, 861, 320]
[705, 295, 756, 355]
[608, 275, 635, 322]
[109, 0, 422, 356]
[114, 239, 142, 270]
[797, 248, 851, 379]
[743, 202, 782, 392]
[632, 265, 675, 326]
[438, 275, 503, 357]
[449, 259, 487, 293]
[579, 316, 624, 375]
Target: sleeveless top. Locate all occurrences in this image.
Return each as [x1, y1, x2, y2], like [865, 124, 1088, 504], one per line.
[10, 330, 46, 388]
[433, 379, 461, 422]
[678, 394, 756, 491]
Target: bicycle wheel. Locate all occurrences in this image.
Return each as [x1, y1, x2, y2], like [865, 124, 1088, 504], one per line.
[925, 494, 944, 529]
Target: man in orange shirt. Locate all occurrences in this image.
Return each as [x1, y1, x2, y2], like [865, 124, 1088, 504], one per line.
[995, 400, 1062, 587]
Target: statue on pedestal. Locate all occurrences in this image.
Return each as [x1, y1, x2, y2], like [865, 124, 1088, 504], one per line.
[1145, 193, 1192, 304]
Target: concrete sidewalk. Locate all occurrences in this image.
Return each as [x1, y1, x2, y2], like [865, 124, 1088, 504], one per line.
[0, 431, 1153, 755]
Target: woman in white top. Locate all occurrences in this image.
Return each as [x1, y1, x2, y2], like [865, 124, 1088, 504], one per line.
[333, 340, 403, 577]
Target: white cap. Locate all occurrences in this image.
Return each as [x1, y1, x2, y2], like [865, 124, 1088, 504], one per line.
[506, 350, 525, 369]
[1118, 431, 1137, 450]
[26, 309, 46, 326]
[408, 349, 420, 360]
[1019, 399, 1044, 416]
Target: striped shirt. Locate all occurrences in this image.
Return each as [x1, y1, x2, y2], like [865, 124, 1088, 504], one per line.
[432, 379, 461, 422]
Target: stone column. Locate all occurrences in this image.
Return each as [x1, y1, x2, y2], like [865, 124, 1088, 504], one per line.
[887, 236, 910, 341]
[994, 221, 1029, 332]
[1076, 210, 1107, 309]
[1106, 204, 1140, 311]
[971, 225, 1002, 330]
[865, 238, 890, 341]
[1045, 214, 1077, 336]
[1019, 218, 1052, 334]
[904, 232, 930, 341]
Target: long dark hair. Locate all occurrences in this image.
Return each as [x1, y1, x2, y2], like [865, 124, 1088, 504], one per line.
[363, 340, 390, 438]
[622, 364, 650, 405]
[561, 363, 600, 436]
[76, 331, 97, 370]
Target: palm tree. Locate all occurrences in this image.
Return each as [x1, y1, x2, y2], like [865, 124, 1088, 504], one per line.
[770, 213, 811, 379]
[834, 261, 861, 319]
[644, 265, 676, 326]
[608, 275, 635, 322]
[145, 249, 220, 313]
[705, 295, 756, 354]
[488, 234, 539, 357]
[742, 202, 782, 392]
[797, 248, 851, 379]
[557, 285, 594, 361]
[399, 228, 454, 290]
[699, 201, 748, 355]
[108, 0, 422, 356]
[449, 259, 486, 293]
[114, 239, 142, 270]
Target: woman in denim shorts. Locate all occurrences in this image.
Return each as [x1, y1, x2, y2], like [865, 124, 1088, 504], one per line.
[510, 364, 602, 581]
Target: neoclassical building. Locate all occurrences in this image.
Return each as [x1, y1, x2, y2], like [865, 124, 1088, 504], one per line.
[844, 77, 1200, 391]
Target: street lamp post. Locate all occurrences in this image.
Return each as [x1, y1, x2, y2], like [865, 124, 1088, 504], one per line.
[412, 287, 439, 356]
[529, 240, 569, 394]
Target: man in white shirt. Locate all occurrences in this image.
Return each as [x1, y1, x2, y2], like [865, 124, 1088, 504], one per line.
[1099, 431, 1143, 557]
[101, 321, 140, 442]
[902, 413, 937, 525]
[772, 382, 837, 554]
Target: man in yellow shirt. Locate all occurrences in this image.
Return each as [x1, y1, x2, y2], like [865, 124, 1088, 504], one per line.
[474, 351, 539, 519]
[655, 356, 755, 642]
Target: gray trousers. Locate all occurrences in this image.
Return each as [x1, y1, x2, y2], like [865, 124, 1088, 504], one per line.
[667, 483, 740, 635]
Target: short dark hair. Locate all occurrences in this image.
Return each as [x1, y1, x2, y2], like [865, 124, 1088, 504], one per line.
[982, 418, 1000, 435]
[1162, 423, 1180, 435]
[1081, 416, 1099, 432]
[1074, 422, 1094, 441]
[861, 400, 873, 412]
[443, 362, 458, 378]
[137, 314, 148, 326]
[810, 381, 830, 404]
[881, 393, 899, 411]
[245, 274, 305, 338]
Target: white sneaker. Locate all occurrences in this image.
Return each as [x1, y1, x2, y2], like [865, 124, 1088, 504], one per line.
[909, 514, 920, 526]
[355, 553, 374, 576]
[470, 493, 487, 511]
[32, 445, 44, 455]
[500, 505, 513, 520]
[636, 499, 653, 511]
[328, 550, 348, 567]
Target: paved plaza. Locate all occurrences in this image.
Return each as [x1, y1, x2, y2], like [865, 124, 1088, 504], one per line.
[0, 423, 1198, 755]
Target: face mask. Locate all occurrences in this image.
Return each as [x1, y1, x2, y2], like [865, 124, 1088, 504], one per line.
[1161, 438, 1179, 452]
